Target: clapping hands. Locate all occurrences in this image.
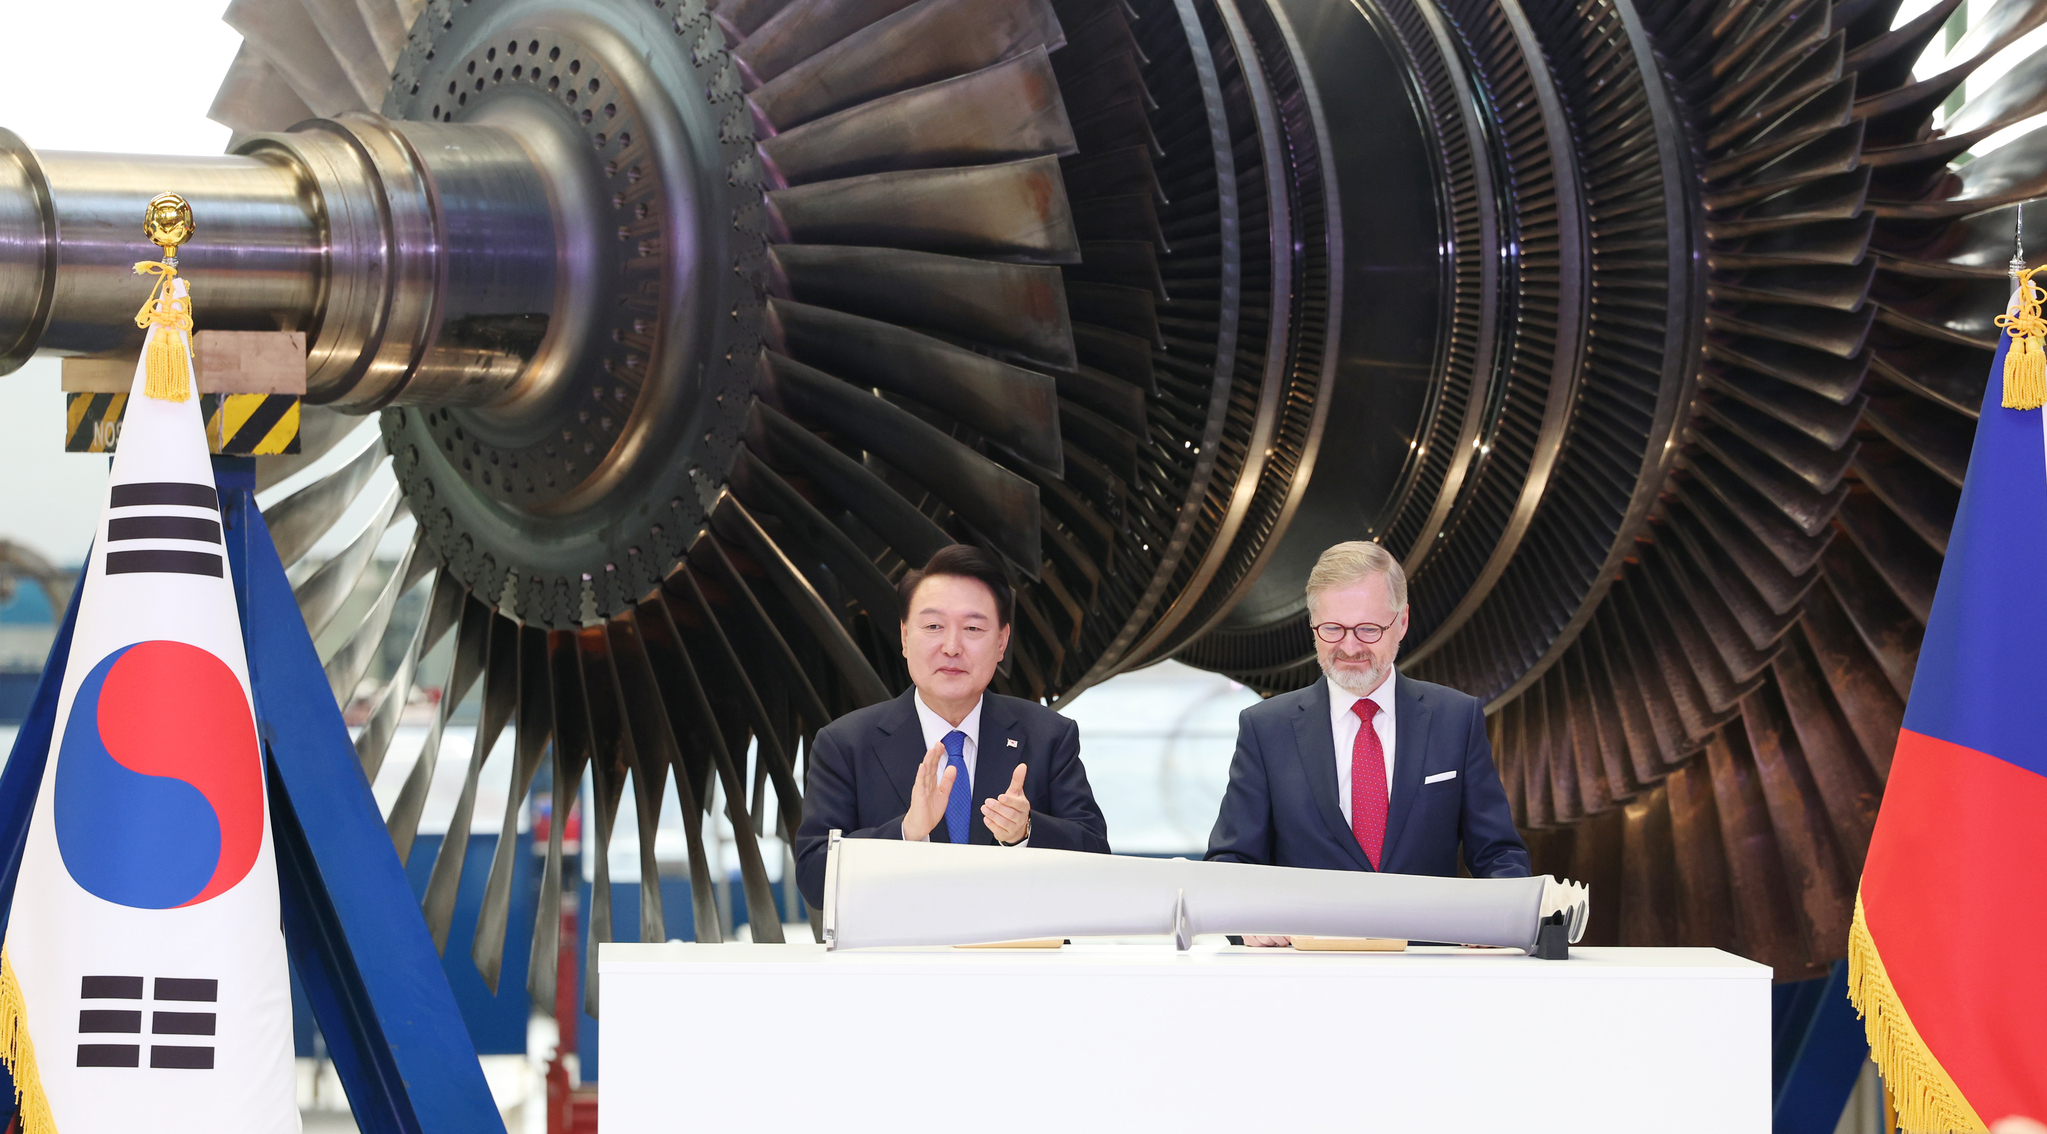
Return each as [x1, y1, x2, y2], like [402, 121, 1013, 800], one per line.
[981, 764, 1030, 845]
[901, 747, 1031, 844]
[901, 740, 956, 842]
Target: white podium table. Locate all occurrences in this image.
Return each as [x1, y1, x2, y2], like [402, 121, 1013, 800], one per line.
[599, 940, 1769, 1132]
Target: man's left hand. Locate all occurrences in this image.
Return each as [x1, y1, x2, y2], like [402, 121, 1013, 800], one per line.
[981, 764, 1030, 844]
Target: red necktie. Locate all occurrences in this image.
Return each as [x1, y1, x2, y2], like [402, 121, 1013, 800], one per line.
[1351, 699, 1387, 869]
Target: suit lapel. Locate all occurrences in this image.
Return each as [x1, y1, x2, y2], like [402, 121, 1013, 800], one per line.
[1379, 673, 1431, 868]
[874, 689, 929, 820]
[970, 696, 1026, 845]
[1291, 678, 1372, 871]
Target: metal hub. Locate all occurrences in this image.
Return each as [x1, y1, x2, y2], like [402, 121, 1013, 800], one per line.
[378, 0, 766, 625]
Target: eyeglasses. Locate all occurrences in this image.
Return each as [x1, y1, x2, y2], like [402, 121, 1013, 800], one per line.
[1313, 622, 1392, 645]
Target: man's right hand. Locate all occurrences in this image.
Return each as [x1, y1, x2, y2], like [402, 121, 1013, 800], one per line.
[1242, 935, 1292, 948]
[901, 740, 957, 842]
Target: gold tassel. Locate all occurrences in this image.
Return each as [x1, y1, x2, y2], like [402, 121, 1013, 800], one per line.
[0, 948, 57, 1134]
[1846, 893, 1986, 1134]
[1996, 266, 2047, 410]
[130, 260, 192, 403]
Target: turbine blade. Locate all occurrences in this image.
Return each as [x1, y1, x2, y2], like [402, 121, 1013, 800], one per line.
[771, 244, 1075, 370]
[768, 155, 1079, 263]
[602, 620, 719, 943]
[761, 48, 1075, 185]
[354, 567, 458, 784]
[712, 493, 895, 707]
[767, 298, 1063, 471]
[735, 0, 923, 84]
[256, 407, 364, 492]
[630, 603, 786, 942]
[209, 42, 318, 133]
[757, 351, 1042, 570]
[421, 613, 520, 953]
[322, 526, 424, 703]
[473, 625, 554, 992]
[222, 0, 374, 116]
[263, 433, 385, 570]
[728, 447, 901, 627]
[750, 0, 1064, 129]
[528, 629, 591, 1007]
[687, 532, 837, 732]
[387, 595, 493, 863]
[658, 570, 806, 840]
[295, 484, 407, 640]
[744, 400, 951, 567]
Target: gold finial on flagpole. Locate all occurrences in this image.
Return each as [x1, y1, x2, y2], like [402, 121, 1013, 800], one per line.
[143, 192, 193, 265]
[133, 193, 195, 401]
[1997, 209, 2046, 410]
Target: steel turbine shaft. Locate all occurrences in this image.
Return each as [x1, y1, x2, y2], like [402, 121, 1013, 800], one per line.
[0, 0, 2036, 986]
[1, 119, 562, 411]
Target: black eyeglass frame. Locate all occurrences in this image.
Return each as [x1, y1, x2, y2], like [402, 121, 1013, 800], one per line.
[1312, 621, 1393, 645]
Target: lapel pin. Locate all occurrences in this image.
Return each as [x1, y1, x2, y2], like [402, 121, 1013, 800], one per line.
[1007, 739, 1019, 748]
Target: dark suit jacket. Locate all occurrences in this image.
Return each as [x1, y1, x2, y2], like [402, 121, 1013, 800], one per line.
[795, 689, 1110, 907]
[1205, 673, 1529, 878]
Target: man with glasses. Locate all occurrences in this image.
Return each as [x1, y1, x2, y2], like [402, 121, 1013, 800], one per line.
[1205, 541, 1528, 944]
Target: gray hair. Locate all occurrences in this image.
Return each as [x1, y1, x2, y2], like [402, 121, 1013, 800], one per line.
[1305, 541, 1407, 613]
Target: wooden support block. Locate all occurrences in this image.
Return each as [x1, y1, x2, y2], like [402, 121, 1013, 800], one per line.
[196, 330, 309, 393]
[58, 331, 306, 455]
[59, 330, 307, 394]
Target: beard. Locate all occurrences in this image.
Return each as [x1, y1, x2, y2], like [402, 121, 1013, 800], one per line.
[1321, 652, 1392, 698]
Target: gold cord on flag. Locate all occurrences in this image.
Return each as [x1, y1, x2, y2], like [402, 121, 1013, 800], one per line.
[132, 191, 196, 404]
[131, 260, 192, 403]
[1994, 265, 2046, 410]
[1846, 893, 1986, 1133]
[0, 948, 56, 1134]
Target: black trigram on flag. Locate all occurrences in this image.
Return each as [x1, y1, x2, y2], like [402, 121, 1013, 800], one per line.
[76, 976, 218, 1070]
[101, 482, 224, 580]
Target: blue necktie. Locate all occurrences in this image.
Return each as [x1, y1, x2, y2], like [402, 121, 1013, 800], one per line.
[942, 729, 971, 844]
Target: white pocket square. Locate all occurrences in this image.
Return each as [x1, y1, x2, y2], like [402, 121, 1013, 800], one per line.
[1423, 770, 1457, 785]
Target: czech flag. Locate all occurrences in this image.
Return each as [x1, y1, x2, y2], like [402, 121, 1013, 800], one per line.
[1850, 269, 2047, 1132]
[0, 258, 297, 1131]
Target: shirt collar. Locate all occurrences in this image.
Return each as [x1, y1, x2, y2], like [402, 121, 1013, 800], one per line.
[1329, 670, 1397, 728]
[913, 688, 984, 751]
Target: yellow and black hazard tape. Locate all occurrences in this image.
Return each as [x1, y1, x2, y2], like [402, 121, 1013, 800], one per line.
[65, 393, 301, 455]
[209, 391, 301, 455]
[65, 392, 127, 453]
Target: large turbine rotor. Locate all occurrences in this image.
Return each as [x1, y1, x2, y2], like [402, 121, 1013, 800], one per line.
[0, 0, 2037, 994]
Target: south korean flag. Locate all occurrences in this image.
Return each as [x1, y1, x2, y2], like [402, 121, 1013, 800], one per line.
[1, 264, 298, 1132]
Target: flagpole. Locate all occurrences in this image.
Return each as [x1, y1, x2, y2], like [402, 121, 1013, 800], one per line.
[2014, 209, 2026, 286]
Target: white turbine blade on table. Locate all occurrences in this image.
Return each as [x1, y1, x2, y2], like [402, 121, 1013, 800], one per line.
[823, 837, 1588, 952]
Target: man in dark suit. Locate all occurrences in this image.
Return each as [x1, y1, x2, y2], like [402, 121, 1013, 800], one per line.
[795, 545, 1110, 908]
[1206, 541, 1528, 944]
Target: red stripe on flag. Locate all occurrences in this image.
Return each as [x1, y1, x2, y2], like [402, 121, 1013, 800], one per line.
[1863, 728, 2047, 1123]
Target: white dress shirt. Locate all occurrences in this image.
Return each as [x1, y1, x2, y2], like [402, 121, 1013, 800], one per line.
[1329, 671, 1399, 824]
[905, 691, 1026, 845]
